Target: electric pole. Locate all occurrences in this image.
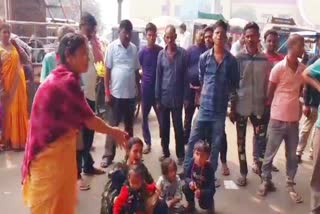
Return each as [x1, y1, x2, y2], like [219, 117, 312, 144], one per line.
[117, 0, 123, 24]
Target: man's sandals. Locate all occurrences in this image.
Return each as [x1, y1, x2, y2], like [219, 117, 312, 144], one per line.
[236, 176, 247, 187]
[287, 183, 303, 203]
[257, 181, 303, 204]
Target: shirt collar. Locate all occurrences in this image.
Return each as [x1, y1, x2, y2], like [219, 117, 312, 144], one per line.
[164, 45, 183, 56]
[115, 39, 131, 49]
[243, 46, 262, 57]
[208, 47, 231, 59]
[284, 56, 304, 71]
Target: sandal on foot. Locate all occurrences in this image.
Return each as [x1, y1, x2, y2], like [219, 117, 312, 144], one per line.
[288, 191, 303, 203]
[272, 165, 279, 172]
[222, 165, 230, 176]
[267, 181, 277, 192]
[100, 158, 112, 168]
[287, 185, 303, 203]
[252, 162, 262, 176]
[78, 179, 90, 191]
[257, 183, 268, 196]
[143, 145, 151, 154]
[236, 176, 247, 187]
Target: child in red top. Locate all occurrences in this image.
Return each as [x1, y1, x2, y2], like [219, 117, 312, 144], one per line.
[113, 164, 156, 214]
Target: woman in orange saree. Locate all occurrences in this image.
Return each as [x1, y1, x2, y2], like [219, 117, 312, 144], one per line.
[22, 33, 128, 214]
[0, 23, 28, 150]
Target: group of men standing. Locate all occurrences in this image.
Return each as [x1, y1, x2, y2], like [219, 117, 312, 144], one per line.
[76, 12, 320, 213]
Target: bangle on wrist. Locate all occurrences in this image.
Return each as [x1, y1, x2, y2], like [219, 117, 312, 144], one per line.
[105, 89, 111, 96]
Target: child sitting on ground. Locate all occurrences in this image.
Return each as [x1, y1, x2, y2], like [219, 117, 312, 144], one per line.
[156, 158, 185, 213]
[112, 137, 154, 189]
[101, 137, 168, 214]
[183, 141, 215, 214]
[113, 164, 157, 214]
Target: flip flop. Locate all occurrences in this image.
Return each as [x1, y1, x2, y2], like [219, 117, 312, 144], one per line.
[272, 165, 279, 172]
[222, 166, 230, 176]
[100, 158, 112, 168]
[289, 191, 303, 203]
[236, 176, 247, 187]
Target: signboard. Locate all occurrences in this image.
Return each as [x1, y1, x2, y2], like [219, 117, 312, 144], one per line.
[270, 17, 296, 25]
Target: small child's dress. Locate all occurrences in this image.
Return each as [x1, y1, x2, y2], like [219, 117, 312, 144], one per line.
[157, 175, 184, 213]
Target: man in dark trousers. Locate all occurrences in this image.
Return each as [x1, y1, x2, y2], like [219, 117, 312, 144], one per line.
[156, 25, 188, 165]
[102, 20, 140, 168]
[139, 23, 163, 154]
[184, 29, 206, 145]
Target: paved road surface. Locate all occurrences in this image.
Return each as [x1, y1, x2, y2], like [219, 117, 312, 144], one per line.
[0, 111, 313, 213]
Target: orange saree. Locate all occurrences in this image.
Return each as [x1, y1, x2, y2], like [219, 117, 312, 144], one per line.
[0, 44, 28, 150]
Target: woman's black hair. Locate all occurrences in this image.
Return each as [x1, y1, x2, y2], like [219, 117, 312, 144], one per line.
[128, 137, 144, 151]
[57, 33, 87, 65]
[161, 158, 177, 177]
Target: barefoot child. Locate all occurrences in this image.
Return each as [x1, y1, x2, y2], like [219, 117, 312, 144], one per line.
[157, 158, 184, 213]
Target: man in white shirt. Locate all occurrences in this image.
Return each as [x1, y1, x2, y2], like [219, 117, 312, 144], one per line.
[178, 23, 192, 50]
[230, 34, 244, 56]
[102, 20, 140, 168]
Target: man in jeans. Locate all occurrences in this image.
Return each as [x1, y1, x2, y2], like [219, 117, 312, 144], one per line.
[156, 25, 187, 165]
[258, 34, 305, 203]
[102, 20, 140, 167]
[302, 58, 320, 214]
[183, 20, 239, 175]
[263, 29, 283, 172]
[231, 22, 272, 186]
[139, 23, 162, 154]
[296, 55, 320, 162]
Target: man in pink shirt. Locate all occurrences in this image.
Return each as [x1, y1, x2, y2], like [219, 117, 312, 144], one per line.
[258, 34, 306, 203]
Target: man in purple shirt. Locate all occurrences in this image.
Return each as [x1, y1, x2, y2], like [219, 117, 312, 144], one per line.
[139, 23, 163, 154]
[184, 29, 206, 145]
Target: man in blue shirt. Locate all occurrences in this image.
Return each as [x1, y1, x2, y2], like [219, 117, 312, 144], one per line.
[139, 23, 163, 154]
[183, 20, 239, 176]
[102, 20, 140, 168]
[155, 25, 188, 165]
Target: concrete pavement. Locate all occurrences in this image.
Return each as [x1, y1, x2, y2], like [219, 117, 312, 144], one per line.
[0, 111, 313, 214]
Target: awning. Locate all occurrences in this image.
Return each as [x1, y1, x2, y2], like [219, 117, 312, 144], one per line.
[197, 11, 225, 21]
